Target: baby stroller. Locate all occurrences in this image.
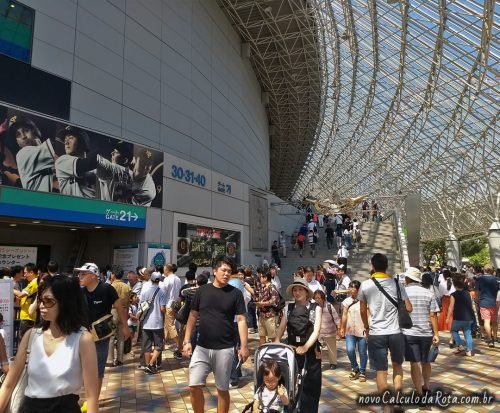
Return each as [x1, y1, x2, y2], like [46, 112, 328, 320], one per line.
[242, 343, 306, 413]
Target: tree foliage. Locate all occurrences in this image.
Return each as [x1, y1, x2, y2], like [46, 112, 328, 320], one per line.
[461, 235, 487, 258]
[467, 247, 490, 267]
[422, 239, 446, 266]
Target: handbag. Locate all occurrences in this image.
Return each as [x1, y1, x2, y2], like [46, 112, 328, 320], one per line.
[174, 301, 191, 325]
[136, 287, 161, 322]
[427, 344, 439, 362]
[8, 329, 36, 413]
[371, 278, 413, 329]
[124, 337, 132, 355]
[90, 314, 115, 342]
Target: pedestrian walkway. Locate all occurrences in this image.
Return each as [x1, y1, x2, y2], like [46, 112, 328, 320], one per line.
[94, 332, 499, 412]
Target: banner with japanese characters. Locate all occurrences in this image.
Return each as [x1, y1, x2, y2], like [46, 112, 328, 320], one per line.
[0, 245, 37, 267]
[0, 278, 14, 357]
[0, 104, 163, 208]
[176, 223, 241, 267]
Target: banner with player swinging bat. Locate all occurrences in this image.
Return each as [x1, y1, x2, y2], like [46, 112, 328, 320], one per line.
[0, 104, 163, 208]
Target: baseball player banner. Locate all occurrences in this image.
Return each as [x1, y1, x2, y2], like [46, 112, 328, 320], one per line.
[0, 104, 163, 208]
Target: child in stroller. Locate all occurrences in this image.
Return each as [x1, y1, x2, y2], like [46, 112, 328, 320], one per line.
[252, 360, 289, 413]
[243, 343, 302, 413]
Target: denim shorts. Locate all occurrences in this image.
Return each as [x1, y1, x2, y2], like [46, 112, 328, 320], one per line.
[368, 333, 405, 371]
[95, 338, 110, 378]
[188, 345, 234, 391]
[404, 335, 432, 362]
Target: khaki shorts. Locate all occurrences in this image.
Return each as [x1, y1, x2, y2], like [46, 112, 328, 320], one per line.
[164, 307, 178, 340]
[258, 315, 277, 338]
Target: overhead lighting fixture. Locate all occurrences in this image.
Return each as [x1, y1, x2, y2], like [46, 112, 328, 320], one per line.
[70, 228, 77, 231]
[9, 223, 17, 227]
[32, 221, 40, 224]
[10, 3, 15, 8]
[94, 226, 102, 229]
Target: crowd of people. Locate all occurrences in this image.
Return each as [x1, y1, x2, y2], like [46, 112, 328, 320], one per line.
[0, 239, 498, 413]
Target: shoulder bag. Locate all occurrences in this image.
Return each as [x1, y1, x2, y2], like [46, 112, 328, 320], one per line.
[136, 287, 161, 322]
[371, 278, 413, 329]
[7, 328, 36, 413]
[326, 303, 337, 328]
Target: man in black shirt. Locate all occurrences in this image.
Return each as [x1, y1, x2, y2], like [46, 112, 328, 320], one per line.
[77, 262, 131, 399]
[182, 257, 248, 413]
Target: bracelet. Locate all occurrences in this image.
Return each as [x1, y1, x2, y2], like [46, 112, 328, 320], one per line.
[183, 341, 191, 346]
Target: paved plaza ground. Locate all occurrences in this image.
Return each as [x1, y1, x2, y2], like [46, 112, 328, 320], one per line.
[94, 331, 499, 413]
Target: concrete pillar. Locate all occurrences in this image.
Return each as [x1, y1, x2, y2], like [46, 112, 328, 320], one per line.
[488, 221, 500, 269]
[405, 192, 422, 267]
[446, 232, 461, 269]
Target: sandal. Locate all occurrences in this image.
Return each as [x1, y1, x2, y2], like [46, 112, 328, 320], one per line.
[453, 347, 465, 355]
[358, 373, 366, 382]
[349, 370, 360, 380]
[465, 351, 473, 357]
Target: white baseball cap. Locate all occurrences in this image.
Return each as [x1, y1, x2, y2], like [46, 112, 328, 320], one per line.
[74, 263, 99, 275]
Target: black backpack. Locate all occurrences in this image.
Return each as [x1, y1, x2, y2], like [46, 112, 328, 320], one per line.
[271, 285, 286, 313]
[286, 302, 317, 345]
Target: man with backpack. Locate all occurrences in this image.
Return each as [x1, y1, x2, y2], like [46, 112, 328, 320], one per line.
[358, 254, 413, 413]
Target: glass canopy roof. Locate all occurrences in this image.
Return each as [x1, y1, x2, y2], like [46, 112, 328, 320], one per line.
[218, 0, 498, 240]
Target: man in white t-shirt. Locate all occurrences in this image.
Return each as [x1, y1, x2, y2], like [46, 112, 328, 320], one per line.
[54, 126, 96, 198]
[162, 264, 182, 359]
[358, 254, 412, 413]
[140, 272, 167, 374]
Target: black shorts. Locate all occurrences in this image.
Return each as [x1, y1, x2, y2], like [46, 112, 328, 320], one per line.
[142, 329, 164, 352]
[404, 335, 432, 362]
[368, 333, 405, 371]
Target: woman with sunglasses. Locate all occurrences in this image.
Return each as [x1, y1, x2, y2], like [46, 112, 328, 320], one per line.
[0, 275, 99, 413]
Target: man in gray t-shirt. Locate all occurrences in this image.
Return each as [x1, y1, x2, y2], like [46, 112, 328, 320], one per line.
[359, 254, 412, 413]
[139, 273, 167, 374]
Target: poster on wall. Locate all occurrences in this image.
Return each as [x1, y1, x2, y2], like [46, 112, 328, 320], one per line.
[113, 244, 139, 274]
[0, 104, 163, 207]
[176, 222, 241, 267]
[147, 244, 171, 269]
[0, 278, 14, 357]
[0, 245, 37, 266]
[249, 191, 268, 250]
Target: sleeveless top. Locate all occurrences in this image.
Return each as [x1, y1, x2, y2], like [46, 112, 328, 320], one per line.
[26, 327, 85, 398]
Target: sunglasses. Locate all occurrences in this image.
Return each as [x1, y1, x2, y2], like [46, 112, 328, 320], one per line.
[39, 297, 57, 308]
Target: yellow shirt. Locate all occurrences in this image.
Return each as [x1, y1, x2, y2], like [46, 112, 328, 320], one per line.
[20, 279, 38, 322]
[111, 280, 131, 309]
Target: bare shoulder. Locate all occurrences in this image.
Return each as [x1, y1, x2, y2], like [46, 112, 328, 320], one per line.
[79, 330, 94, 345]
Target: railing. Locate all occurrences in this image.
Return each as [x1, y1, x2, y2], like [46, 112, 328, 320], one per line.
[393, 208, 410, 271]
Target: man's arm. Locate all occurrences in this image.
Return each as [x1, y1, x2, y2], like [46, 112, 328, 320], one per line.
[236, 313, 249, 362]
[360, 300, 369, 337]
[430, 312, 439, 345]
[181, 309, 199, 357]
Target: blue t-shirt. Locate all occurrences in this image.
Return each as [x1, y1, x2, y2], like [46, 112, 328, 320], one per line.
[475, 275, 499, 308]
[140, 285, 167, 330]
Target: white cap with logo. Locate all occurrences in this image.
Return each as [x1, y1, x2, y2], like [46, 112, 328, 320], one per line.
[74, 263, 99, 275]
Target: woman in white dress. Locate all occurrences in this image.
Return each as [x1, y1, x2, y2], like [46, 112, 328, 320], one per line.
[0, 275, 99, 413]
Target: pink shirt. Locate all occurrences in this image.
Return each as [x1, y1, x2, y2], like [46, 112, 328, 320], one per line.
[320, 302, 341, 336]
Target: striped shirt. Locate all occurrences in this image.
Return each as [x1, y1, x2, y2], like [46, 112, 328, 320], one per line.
[402, 283, 439, 337]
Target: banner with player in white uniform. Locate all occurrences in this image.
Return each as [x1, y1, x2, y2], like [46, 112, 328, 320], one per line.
[0, 104, 163, 208]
